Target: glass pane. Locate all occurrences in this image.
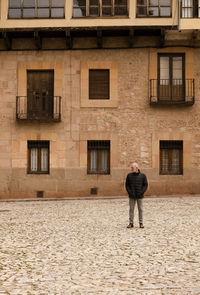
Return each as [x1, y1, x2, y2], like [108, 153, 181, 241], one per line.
[149, 7, 159, 16]
[172, 149, 179, 172]
[41, 148, 48, 172]
[172, 57, 183, 82]
[90, 0, 99, 5]
[160, 0, 171, 5]
[137, 7, 147, 15]
[31, 148, 38, 171]
[73, 7, 86, 17]
[115, 7, 128, 15]
[102, 7, 112, 16]
[52, 0, 65, 7]
[137, 0, 147, 4]
[8, 9, 21, 18]
[149, 0, 158, 5]
[37, 8, 50, 17]
[160, 57, 169, 82]
[90, 150, 97, 171]
[115, 0, 127, 4]
[102, 0, 112, 4]
[51, 8, 64, 17]
[101, 150, 108, 171]
[23, 8, 35, 17]
[23, 0, 35, 7]
[160, 7, 171, 16]
[89, 7, 99, 16]
[182, 0, 193, 8]
[37, 0, 49, 7]
[73, 0, 86, 7]
[9, 0, 21, 8]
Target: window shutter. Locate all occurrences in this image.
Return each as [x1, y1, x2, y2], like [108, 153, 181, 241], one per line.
[89, 70, 110, 100]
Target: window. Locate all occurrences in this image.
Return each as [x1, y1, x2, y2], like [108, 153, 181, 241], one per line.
[182, 0, 200, 18]
[137, 0, 171, 17]
[89, 69, 110, 100]
[8, 0, 65, 18]
[87, 141, 110, 174]
[160, 141, 183, 175]
[73, 0, 128, 17]
[28, 141, 49, 174]
[158, 54, 185, 101]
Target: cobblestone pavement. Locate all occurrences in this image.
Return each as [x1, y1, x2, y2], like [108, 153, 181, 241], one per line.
[0, 197, 200, 295]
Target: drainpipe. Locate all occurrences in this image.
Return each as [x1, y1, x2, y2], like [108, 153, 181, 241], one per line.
[178, 0, 181, 32]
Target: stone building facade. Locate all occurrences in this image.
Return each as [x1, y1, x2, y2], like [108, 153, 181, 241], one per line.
[0, 1, 200, 199]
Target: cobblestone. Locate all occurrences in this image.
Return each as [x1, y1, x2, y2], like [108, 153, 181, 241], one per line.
[0, 197, 200, 295]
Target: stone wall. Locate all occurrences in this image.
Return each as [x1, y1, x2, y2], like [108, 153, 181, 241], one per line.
[0, 48, 199, 199]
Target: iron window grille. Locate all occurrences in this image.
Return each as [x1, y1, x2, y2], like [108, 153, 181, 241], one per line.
[137, 0, 171, 17]
[73, 0, 128, 17]
[8, 0, 65, 19]
[87, 140, 110, 174]
[160, 140, 183, 175]
[28, 141, 50, 174]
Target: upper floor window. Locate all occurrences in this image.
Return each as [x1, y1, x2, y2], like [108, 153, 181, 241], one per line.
[182, 0, 200, 18]
[73, 0, 128, 17]
[160, 141, 183, 175]
[89, 69, 110, 100]
[8, 0, 65, 19]
[137, 0, 171, 17]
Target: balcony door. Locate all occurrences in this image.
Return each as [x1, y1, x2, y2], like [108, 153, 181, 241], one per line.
[158, 54, 185, 101]
[27, 70, 54, 120]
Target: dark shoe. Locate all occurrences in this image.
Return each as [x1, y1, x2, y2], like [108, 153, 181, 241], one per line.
[127, 223, 134, 228]
[139, 223, 144, 228]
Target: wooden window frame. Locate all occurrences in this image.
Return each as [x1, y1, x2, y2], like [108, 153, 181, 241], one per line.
[89, 69, 110, 100]
[27, 141, 50, 174]
[160, 141, 183, 175]
[87, 140, 110, 175]
[137, 0, 172, 17]
[8, 0, 65, 19]
[73, 0, 128, 17]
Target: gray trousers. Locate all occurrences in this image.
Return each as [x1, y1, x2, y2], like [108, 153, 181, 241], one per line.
[129, 198, 143, 224]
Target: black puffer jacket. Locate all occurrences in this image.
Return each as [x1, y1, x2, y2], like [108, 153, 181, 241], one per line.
[125, 170, 148, 199]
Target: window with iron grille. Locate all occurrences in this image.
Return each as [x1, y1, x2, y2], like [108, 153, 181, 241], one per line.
[160, 141, 183, 175]
[8, 0, 65, 19]
[73, 0, 128, 17]
[89, 69, 110, 100]
[137, 0, 171, 17]
[28, 141, 49, 174]
[182, 0, 199, 18]
[87, 140, 110, 174]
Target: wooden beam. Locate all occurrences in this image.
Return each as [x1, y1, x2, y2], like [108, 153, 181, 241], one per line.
[160, 29, 165, 47]
[34, 31, 42, 50]
[65, 29, 72, 49]
[97, 30, 103, 48]
[3, 32, 12, 50]
[129, 28, 134, 48]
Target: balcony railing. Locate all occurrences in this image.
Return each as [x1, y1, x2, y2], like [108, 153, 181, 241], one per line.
[181, 0, 200, 18]
[16, 96, 61, 121]
[150, 79, 194, 105]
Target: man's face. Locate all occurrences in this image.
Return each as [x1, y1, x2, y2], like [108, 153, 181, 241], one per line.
[131, 165, 138, 172]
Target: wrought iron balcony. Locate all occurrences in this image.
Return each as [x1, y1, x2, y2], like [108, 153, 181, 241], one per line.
[150, 79, 195, 105]
[16, 96, 61, 121]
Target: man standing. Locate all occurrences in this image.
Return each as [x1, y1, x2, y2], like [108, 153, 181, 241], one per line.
[125, 162, 148, 228]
